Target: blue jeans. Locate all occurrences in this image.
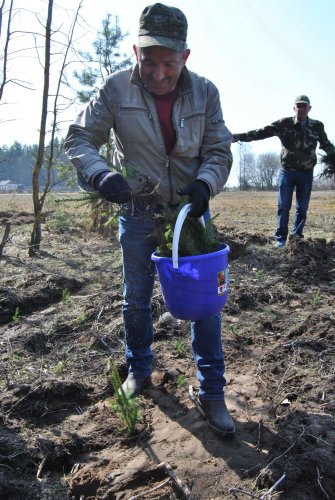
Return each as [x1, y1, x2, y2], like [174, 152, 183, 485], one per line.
[275, 168, 314, 243]
[118, 209, 226, 400]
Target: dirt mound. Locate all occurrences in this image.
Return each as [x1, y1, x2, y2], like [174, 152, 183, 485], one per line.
[0, 275, 85, 324]
[285, 236, 335, 281]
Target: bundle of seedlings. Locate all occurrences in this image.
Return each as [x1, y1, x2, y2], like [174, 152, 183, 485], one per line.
[319, 151, 335, 179]
[156, 205, 221, 258]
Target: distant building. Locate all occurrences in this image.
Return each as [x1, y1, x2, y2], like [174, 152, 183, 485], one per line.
[0, 179, 23, 192]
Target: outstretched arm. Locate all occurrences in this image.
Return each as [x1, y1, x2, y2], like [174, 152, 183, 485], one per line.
[232, 122, 280, 143]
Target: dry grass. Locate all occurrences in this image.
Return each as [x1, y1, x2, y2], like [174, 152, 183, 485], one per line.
[0, 193, 34, 212]
[211, 189, 335, 241]
[0, 192, 89, 216]
[1, 190, 334, 241]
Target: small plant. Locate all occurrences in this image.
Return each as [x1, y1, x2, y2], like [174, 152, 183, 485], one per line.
[228, 325, 253, 345]
[107, 357, 141, 434]
[48, 211, 76, 232]
[176, 375, 187, 389]
[172, 339, 185, 355]
[9, 352, 21, 362]
[12, 306, 20, 322]
[312, 288, 321, 305]
[61, 289, 71, 303]
[73, 313, 86, 326]
[228, 324, 239, 337]
[52, 359, 68, 375]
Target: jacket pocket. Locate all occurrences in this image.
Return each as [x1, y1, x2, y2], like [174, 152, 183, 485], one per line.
[115, 104, 154, 148]
[175, 111, 204, 157]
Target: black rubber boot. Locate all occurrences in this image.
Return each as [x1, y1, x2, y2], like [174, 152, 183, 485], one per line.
[121, 374, 151, 397]
[198, 399, 235, 436]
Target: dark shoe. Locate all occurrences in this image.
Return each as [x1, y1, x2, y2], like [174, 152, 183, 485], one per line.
[121, 374, 151, 397]
[198, 399, 235, 436]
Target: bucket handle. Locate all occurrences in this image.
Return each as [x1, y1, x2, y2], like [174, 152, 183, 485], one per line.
[172, 203, 205, 269]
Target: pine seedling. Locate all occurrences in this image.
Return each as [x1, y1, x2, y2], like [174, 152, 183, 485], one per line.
[320, 151, 335, 178]
[312, 288, 321, 305]
[172, 339, 185, 355]
[52, 359, 68, 375]
[12, 306, 20, 322]
[107, 357, 141, 434]
[176, 375, 187, 389]
[61, 289, 71, 303]
[157, 204, 220, 257]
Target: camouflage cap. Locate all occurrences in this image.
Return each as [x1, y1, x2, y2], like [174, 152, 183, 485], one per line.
[294, 95, 310, 105]
[138, 3, 187, 52]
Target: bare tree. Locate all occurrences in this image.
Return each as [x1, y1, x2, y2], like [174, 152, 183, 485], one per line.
[1, 0, 37, 117]
[0, 0, 14, 102]
[253, 151, 280, 190]
[29, 0, 83, 256]
[28, 0, 53, 256]
[237, 142, 255, 190]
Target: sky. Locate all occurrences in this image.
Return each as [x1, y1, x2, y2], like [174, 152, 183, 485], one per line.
[1, 0, 335, 186]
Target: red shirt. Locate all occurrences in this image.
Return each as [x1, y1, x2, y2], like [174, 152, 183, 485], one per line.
[153, 86, 179, 154]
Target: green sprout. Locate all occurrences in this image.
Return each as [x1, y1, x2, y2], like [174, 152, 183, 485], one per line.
[73, 313, 86, 326]
[107, 357, 141, 434]
[176, 375, 187, 389]
[172, 339, 185, 355]
[61, 289, 71, 303]
[312, 288, 321, 305]
[52, 360, 68, 375]
[12, 306, 20, 322]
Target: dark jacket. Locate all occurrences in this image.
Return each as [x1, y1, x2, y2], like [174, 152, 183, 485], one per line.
[235, 116, 335, 170]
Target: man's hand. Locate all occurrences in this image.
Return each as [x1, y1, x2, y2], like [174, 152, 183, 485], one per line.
[177, 180, 210, 218]
[232, 134, 240, 143]
[94, 172, 132, 204]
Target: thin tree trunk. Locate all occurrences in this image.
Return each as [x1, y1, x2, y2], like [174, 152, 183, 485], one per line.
[0, 0, 14, 101]
[0, 221, 10, 258]
[29, 0, 53, 256]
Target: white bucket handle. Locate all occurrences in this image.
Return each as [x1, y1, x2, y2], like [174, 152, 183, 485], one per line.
[172, 203, 205, 269]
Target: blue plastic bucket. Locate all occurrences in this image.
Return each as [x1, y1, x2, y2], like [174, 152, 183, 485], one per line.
[151, 204, 229, 321]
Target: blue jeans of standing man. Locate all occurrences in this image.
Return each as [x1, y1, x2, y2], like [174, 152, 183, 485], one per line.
[275, 168, 314, 244]
[118, 209, 226, 401]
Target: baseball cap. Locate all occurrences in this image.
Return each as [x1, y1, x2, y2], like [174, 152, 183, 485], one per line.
[138, 3, 188, 52]
[294, 95, 310, 105]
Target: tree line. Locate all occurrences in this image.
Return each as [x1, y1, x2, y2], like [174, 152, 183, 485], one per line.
[0, 140, 74, 190]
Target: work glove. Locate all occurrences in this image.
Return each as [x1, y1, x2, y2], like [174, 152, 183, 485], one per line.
[94, 171, 132, 204]
[177, 180, 210, 218]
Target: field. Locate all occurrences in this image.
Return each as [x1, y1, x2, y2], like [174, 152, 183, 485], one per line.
[0, 190, 334, 499]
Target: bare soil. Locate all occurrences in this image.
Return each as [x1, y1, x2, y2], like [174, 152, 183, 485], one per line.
[0, 192, 334, 500]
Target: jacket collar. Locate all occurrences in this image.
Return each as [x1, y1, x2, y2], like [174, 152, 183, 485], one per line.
[293, 115, 310, 126]
[130, 65, 192, 94]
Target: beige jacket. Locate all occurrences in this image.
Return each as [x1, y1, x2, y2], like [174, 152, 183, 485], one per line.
[65, 65, 232, 205]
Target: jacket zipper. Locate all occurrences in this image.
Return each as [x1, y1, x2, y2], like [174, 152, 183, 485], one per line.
[166, 156, 174, 204]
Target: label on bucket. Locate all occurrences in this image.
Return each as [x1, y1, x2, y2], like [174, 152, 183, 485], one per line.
[217, 269, 228, 296]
